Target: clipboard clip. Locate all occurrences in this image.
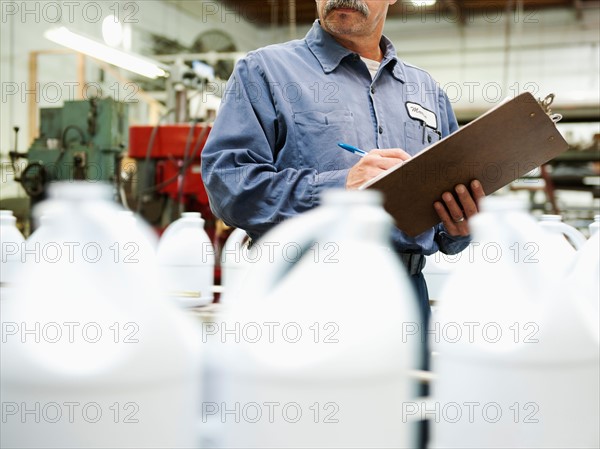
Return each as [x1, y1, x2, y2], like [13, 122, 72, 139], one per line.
[538, 93, 563, 123]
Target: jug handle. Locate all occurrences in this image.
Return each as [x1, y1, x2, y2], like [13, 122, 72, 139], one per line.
[238, 206, 335, 301]
[553, 222, 587, 249]
[221, 227, 249, 261]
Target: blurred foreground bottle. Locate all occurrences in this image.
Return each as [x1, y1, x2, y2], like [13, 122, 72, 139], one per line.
[538, 214, 586, 252]
[564, 221, 600, 343]
[0, 182, 202, 449]
[219, 227, 250, 301]
[213, 189, 421, 448]
[589, 215, 600, 236]
[0, 210, 25, 299]
[26, 214, 54, 247]
[157, 212, 215, 307]
[432, 196, 599, 448]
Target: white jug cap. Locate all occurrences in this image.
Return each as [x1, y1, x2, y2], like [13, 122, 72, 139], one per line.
[48, 181, 113, 201]
[0, 210, 14, 217]
[321, 188, 383, 206]
[479, 195, 527, 213]
[182, 212, 202, 219]
[540, 214, 563, 222]
[0, 214, 16, 225]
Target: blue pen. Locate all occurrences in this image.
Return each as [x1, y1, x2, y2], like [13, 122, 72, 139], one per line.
[338, 142, 368, 157]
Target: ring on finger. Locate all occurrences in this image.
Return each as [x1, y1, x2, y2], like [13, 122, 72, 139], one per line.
[453, 216, 465, 223]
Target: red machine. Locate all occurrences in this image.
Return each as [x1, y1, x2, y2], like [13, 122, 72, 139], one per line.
[128, 123, 227, 284]
[129, 123, 212, 220]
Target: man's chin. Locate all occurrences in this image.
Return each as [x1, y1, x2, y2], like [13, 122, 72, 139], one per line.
[323, 19, 364, 36]
[325, 9, 365, 25]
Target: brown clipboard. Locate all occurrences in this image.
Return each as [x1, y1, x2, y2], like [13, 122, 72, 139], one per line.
[360, 92, 569, 237]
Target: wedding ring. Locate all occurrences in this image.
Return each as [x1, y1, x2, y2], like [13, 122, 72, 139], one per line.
[453, 216, 465, 223]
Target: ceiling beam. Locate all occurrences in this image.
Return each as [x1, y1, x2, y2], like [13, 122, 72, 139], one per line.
[188, 0, 598, 25]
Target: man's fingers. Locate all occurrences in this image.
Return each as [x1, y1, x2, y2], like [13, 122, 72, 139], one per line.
[345, 147, 411, 189]
[369, 148, 412, 161]
[434, 201, 465, 236]
[470, 179, 486, 205]
[362, 148, 411, 171]
[441, 192, 465, 222]
[435, 180, 487, 236]
[455, 184, 478, 218]
[364, 155, 404, 171]
[454, 180, 487, 217]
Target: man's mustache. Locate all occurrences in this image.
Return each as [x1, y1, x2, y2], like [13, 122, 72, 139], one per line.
[323, 0, 370, 18]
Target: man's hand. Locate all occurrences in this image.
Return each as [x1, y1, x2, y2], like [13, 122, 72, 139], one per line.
[346, 148, 411, 190]
[434, 180, 486, 237]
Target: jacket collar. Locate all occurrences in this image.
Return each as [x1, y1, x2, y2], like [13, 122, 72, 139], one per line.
[305, 20, 406, 82]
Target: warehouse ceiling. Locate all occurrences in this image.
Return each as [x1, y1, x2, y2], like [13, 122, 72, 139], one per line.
[171, 0, 599, 26]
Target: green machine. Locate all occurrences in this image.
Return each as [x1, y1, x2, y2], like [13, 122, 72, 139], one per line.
[11, 98, 128, 199]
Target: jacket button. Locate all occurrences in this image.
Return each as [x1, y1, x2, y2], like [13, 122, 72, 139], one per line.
[428, 135, 432, 143]
[378, 126, 383, 134]
[371, 86, 375, 94]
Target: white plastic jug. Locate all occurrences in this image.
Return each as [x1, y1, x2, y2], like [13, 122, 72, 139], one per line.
[566, 222, 600, 341]
[26, 214, 53, 247]
[589, 215, 600, 236]
[214, 189, 421, 448]
[117, 210, 159, 265]
[0, 182, 203, 449]
[423, 251, 469, 304]
[425, 211, 583, 305]
[219, 227, 250, 299]
[566, 229, 600, 327]
[431, 196, 599, 448]
[539, 214, 587, 250]
[157, 212, 215, 307]
[0, 210, 25, 298]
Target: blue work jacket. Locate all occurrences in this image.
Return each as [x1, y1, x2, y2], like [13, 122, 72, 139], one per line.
[201, 20, 470, 255]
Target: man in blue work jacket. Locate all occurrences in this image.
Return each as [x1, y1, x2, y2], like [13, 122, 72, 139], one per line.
[201, 0, 485, 310]
[201, 1, 486, 444]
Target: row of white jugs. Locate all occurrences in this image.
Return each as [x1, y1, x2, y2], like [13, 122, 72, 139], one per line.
[429, 202, 599, 448]
[423, 213, 598, 302]
[1, 208, 216, 308]
[210, 194, 600, 448]
[424, 211, 599, 446]
[1, 186, 422, 448]
[0, 183, 217, 448]
[425, 208, 599, 448]
[1, 182, 599, 448]
[215, 201, 600, 449]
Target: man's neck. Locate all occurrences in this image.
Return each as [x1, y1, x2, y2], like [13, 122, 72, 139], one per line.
[335, 35, 384, 61]
[335, 37, 383, 62]
[319, 19, 386, 62]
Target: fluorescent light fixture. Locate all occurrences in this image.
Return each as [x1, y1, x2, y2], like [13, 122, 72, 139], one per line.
[45, 26, 168, 79]
[411, 0, 437, 6]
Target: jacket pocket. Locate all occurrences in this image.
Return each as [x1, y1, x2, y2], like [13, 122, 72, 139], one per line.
[404, 121, 441, 155]
[293, 109, 358, 172]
